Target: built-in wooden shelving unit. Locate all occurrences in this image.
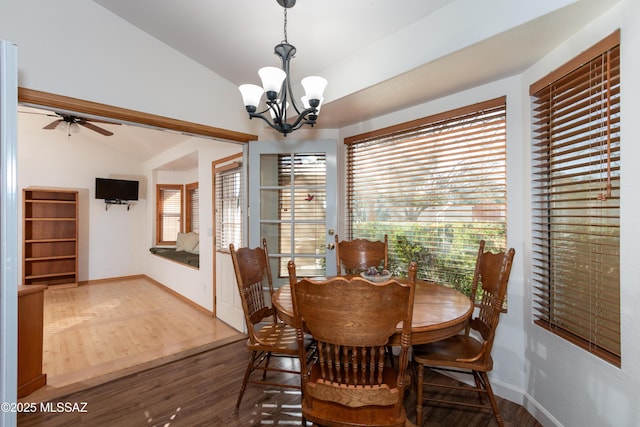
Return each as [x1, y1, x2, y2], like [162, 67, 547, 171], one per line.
[23, 188, 78, 288]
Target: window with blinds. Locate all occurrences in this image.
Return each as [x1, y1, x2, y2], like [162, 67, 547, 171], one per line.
[530, 31, 620, 366]
[186, 182, 199, 233]
[156, 184, 183, 245]
[345, 97, 507, 296]
[215, 164, 243, 251]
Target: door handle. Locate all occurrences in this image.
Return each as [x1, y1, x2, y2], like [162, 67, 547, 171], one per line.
[326, 243, 335, 250]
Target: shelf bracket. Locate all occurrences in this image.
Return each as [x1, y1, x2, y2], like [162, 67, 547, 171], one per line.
[104, 200, 132, 211]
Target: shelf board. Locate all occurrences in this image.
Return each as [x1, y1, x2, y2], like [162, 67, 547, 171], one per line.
[25, 199, 76, 204]
[25, 217, 76, 221]
[25, 255, 76, 262]
[25, 238, 77, 243]
[25, 272, 77, 280]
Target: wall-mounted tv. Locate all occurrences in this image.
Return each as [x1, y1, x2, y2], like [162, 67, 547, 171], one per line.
[95, 178, 139, 202]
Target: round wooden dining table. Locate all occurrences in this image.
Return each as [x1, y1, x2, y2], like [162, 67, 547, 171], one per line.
[272, 278, 474, 345]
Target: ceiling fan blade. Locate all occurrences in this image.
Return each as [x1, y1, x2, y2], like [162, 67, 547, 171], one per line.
[43, 119, 63, 130]
[80, 121, 114, 136]
[19, 110, 59, 117]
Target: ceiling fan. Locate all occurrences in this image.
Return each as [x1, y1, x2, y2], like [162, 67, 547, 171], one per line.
[42, 112, 120, 136]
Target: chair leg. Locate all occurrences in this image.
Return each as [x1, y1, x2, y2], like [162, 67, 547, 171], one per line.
[414, 362, 424, 426]
[386, 345, 395, 367]
[478, 371, 504, 427]
[262, 351, 272, 380]
[234, 351, 257, 414]
[472, 370, 484, 404]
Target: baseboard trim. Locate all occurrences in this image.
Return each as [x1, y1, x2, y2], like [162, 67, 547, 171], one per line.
[142, 275, 213, 316]
[77, 275, 213, 317]
[492, 378, 564, 427]
[78, 274, 146, 286]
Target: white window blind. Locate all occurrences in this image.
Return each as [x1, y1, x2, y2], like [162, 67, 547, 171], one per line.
[215, 165, 243, 251]
[345, 97, 507, 296]
[186, 183, 199, 233]
[530, 31, 620, 366]
[157, 185, 183, 245]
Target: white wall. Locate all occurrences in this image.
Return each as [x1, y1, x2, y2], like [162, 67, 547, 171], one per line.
[144, 139, 242, 311]
[340, 1, 639, 426]
[1, 0, 251, 312]
[519, 2, 640, 426]
[17, 114, 146, 282]
[0, 0, 259, 136]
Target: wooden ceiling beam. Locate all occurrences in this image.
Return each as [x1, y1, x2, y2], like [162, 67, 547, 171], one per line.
[18, 87, 257, 143]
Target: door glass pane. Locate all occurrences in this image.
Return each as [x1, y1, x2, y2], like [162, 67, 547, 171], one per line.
[260, 154, 281, 186]
[260, 152, 327, 278]
[260, 189, 288, 221]
[262, 222, 289, 255]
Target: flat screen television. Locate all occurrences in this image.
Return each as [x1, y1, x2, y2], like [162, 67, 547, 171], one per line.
[95, 178, 139, 202]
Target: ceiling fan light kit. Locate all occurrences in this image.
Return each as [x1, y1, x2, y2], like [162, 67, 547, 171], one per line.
[238, 0, 327, 136]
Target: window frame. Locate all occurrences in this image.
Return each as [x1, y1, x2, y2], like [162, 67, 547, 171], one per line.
[529, 30, 621, 366]
[156, 184, 184, 245]
[185, 182, 199, 233]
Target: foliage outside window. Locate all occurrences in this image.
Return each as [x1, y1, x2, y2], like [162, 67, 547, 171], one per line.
[215, 161, 243, 252]
[345, 97, 507, 297]
[530, 31, 620, 366]
[186, 182, 199, 233]
[156, 184, 183, 245]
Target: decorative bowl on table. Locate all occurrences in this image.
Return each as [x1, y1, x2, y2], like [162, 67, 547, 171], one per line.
[360, 267, 392, 282]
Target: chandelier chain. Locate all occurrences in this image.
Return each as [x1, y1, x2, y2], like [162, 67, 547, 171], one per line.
[283, 6, 288, 42]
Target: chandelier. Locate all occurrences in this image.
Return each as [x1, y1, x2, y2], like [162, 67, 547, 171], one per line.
[238, 0, 327, 136]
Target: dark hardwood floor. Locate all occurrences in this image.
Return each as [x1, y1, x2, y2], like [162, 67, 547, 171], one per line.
[18, 338, 541, 426]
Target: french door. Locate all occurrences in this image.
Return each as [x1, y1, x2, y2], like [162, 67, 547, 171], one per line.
[248, 139, 338, 286]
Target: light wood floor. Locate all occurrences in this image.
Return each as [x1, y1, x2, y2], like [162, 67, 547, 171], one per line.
[26, 276, 242, 401]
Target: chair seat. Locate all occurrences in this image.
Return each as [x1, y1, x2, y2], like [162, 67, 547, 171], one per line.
[302, 394, 407, 427]
[412, 334, 493, 372]
[248, 322, 302, 355]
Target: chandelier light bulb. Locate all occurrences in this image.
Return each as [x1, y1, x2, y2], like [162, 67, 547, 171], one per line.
[301, 76, 328, 106]
[258, 67, 287, 100]
[239, 84, 265, 112]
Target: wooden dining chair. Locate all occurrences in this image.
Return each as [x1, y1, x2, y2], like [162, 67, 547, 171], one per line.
[229, 239, 312, 414]
[288, 260, 417, 427]
[412, 240, 515, 427]
[334, 234, 389, 275]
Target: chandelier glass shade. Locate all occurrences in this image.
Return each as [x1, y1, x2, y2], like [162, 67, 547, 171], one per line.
[239, 0, 327, 136]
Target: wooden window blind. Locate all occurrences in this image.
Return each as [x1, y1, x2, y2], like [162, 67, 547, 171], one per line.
[186, 182, 199, 233]
[215, 163, 243, 251]
[156, 184, 183, 245]
[345, 97, 507, 295]
[530, 31, 620, 366]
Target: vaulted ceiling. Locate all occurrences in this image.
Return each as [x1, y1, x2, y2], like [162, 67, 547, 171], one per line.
[19, 1, 620, 167]
[92, 0, 620, 129]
